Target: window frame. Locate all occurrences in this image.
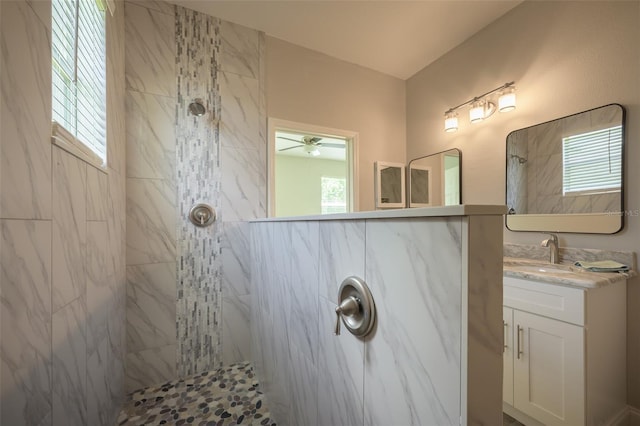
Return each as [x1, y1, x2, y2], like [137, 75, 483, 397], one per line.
[51, 0, 107, 170]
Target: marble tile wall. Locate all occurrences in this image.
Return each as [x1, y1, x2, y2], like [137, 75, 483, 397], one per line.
[524, 107, 622, 214]
[0, 1, 127, 425]
[124, 2, 265, 389]
[250, 215, 503, 425]
[124, 0, 178, 390]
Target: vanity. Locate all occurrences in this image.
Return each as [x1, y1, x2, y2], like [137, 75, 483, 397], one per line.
[502, 249, 633, 426]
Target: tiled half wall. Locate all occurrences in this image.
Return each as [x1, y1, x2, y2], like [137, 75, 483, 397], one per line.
[124, 1, 266, 391]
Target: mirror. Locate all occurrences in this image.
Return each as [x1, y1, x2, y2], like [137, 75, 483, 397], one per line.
[408, 148, 462, 207]
[506, 104, 625, 234]
[374, 161, 405, 209]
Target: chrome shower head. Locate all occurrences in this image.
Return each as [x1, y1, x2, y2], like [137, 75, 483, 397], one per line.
[188, 99, 206, 117]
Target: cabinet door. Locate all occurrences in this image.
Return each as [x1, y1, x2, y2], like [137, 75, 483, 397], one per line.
[503, 307, 514, 406]
[513, 311, 585, 426]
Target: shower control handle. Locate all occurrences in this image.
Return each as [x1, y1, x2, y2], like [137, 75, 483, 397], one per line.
[333, 276, 376, 338]
[189, 203, 216, 227]
[334, 296, 360, 336]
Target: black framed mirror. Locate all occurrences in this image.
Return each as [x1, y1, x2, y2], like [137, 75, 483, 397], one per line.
[506, 103, 625, 234]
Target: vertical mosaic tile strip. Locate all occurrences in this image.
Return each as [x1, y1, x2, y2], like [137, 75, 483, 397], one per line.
[175, 6, 223, 377]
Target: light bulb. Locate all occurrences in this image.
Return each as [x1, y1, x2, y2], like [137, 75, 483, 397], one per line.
[469, 100, 485, 123]
[304, 145, 321, 156]
[444, 111, 458, 132]
[499, 85, 516, 112]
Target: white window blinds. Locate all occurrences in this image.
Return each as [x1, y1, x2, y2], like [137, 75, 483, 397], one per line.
[52, 0, 107, 163]
[562, 125, 622, 196]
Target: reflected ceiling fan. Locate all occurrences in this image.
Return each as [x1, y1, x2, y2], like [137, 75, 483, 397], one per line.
[277, 135, 345, 157]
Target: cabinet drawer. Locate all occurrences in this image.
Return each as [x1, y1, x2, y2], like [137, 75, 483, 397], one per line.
[504, 277, 584, 326]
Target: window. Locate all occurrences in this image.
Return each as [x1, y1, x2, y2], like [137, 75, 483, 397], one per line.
[321, 177, 347, 214]
[562, 125, 622, 196]
[52, 0, 107, 165]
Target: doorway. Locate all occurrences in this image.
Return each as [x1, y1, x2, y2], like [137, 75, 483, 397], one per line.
[268, 119, 358, 217]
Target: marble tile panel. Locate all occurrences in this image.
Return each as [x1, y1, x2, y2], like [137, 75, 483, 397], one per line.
[250, 223, 292, 424]
[317, 297, 364, 426]
[288, 344, 318, 426]
[318, 220, 365, 303]
[220, 145, 267, 221]
[364, 218, 462, 426]
[249, 281, 268, 385]
[536, 194, 563, 214]
[126, 262, 177, 353]
[107, 311, 126, 422]
[531, 119, 562, 157]
[220, 71, 262, 152]
[124, 2, 175, 97]
[258, 32, 267, 148]
[125, 344, 177, 392]
[52, 296, 87, 426]
[562, 108, 594, 136]
[0, 1, 52, 219]
[288, 221, 320, 364]
[106, 0, 126, 175]
[562, 194, 592, 214]
[535, 154, 562, 196]
[86, 222, 110, 357]
[126, 177, 176, 265]
[107, 170, 126, 287]
[221, 221, 251, 298]
[260, 326, 291, 426]
[249, 224, 271, 375]
[87, 338, 110, 426]
[0, 220, 52, 426]
[222, 295, 251, 365]
[268, 222, 291, 344]
[464, 216, 503, 426]
[26, 0, 51, 32]
[591, 192, 621, 213]
[589, 104, 623, 128]
[52, 148, 87, 311]
[220, 20, 260, 79]
[125, 90, 176, 181]
[127, 0, 175, 15]
[87, 165, 109, 221]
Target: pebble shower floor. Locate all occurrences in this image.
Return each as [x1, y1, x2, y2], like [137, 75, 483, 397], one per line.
[117, 362, 276, 426]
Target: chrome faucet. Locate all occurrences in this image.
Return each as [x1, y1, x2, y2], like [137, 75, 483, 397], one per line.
[541, 233, 559, 264]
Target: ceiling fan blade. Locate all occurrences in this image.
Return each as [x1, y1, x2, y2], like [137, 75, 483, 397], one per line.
[277, 136, 304, 144]
[308, 136, 323, 144]
[319, 143, 345, 149]
[278, 145, 304, 152]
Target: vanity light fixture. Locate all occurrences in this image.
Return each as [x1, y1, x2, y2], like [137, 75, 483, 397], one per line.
[444, 111, 459, 132]
[444, 81, 516, 132]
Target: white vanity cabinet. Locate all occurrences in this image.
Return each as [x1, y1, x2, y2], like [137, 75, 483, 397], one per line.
[503, 276, 627, 426]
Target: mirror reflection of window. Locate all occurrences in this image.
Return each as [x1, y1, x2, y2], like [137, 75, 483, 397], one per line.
[444, 154, 460, 206]
[562, 125, 622, 196]
[321, 177, 347, 214]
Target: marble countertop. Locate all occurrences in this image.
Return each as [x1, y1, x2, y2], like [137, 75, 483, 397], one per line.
[503, 257, 635, 289]
[250, 204, 507, 222]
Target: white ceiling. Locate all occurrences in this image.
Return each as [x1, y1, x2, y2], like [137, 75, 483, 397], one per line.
[170, 0, 521, 80]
